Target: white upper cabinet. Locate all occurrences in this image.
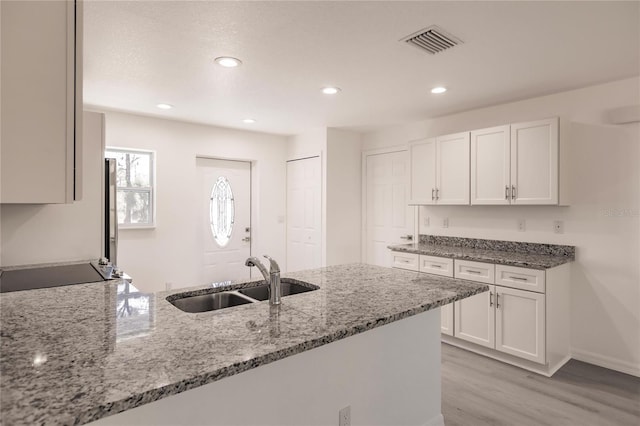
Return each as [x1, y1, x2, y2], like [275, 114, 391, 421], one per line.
[469, 118, 560, 206]
[471, 125, 511, 205]
[409, 133, 470, 205]
[436, 132, 470, 205]
[409, 138, 437, 205]
[510, 118, 559, 205]
[1, 0, 83, 204]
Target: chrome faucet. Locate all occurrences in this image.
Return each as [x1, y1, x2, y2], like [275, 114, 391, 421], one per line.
[245, 255, 281, 305]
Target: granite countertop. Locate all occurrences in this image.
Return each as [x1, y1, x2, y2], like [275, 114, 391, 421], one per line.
[0, 263, 487, 425]
[388, 242, 574, 269]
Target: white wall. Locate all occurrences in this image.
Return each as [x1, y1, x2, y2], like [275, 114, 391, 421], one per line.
[286, 128, 362, 268]
[0, 111, 104, 267]
[103, 111, 288, 292]
[326, 128, 362, 265]
[362, 77, 640, 376]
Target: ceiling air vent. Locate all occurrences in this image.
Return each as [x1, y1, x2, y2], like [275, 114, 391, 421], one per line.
[401, 25, 462, 55]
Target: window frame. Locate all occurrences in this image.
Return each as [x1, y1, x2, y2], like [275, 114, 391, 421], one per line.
[105, 146, 157, 229]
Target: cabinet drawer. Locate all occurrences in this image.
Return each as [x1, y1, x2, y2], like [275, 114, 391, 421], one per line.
[419, 255, 453, 277]
[495, 265, 545, 293]
[454, 260, 495, 284]
[391, 252, 419, 271]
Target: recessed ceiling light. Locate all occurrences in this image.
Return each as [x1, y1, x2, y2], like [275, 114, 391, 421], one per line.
[243, 118, 256, 124]
[215, 57, 242, 68]
[431, 86, 447, 94]
[322, 87, 341, 95]
[156, 103, 173, 110]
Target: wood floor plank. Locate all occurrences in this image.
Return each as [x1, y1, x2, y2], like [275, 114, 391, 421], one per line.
[442, 343, 640, 426]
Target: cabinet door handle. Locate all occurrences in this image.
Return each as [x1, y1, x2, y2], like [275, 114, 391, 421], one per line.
[431, 188, 435, 201]
[511, 185, 516, 200]
[505, 186, 510, 200]
[489, 291, 494, 307]
[435, 188, 439, 200]
[496, 293, 500, 308]
[509, 276, 528, 281]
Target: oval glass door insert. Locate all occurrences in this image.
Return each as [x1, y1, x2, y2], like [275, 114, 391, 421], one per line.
[210, 176, 235, 247]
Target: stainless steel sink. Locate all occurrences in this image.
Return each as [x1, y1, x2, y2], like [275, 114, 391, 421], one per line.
[238, 278, 317, 301]
[168, 278, 318, 313]
[170, 292, 254, 313]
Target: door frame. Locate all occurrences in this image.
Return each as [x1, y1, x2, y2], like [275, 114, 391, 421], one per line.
[360, 145, 418, 264]
[195, 155, 253, 278]
[285, 154, 324, 271]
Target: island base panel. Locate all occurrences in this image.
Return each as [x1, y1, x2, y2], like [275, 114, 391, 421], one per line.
[90, 309, 444, 426]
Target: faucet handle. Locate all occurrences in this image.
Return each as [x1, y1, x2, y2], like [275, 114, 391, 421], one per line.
[263, 255, 280, 273]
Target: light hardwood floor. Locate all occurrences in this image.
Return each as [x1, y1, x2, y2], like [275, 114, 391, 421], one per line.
[442, 343, 640, 426]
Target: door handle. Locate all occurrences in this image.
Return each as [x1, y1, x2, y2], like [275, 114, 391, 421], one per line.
[431, 188, 435, 201]
[400, 235, 413, 241]
[505, 186, 510, 200]
[242, 237, 251, 242]
[489, 291, 494, 307]
[511, 185, 516, 200]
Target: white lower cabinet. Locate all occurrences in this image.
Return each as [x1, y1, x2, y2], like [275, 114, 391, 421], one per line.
[454, 285, 495, 348]
[455, 283, 546, 364]
[495, 286, 545, 364]
[440, 302, 454, 336]
[391, 250, 570, 376]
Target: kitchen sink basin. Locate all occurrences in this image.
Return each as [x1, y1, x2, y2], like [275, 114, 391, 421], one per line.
[170, 292, 253, 313]
[168, 278, 318, 313]
[238, 278, 317, 301]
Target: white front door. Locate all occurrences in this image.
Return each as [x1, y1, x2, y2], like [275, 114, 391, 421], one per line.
[365, 150, 414, 267]
[286, 157, 322, 272]
[196, 158, 251, 284]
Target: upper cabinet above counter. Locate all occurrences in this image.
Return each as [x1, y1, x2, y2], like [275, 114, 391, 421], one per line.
[409, 117, 569, 206]
[1, 0, 83, 204]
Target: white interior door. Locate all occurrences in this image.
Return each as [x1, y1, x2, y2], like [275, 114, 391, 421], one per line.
[197, 158, 251, 284]
[286, 157, 322, 272]
[365, 150, 414, 267]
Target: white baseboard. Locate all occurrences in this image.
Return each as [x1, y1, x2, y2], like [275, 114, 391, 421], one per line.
[425, 413, 445, 426]
[571, 348, 640, 378]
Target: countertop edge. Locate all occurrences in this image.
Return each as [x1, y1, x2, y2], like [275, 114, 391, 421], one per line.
[388, 245, 574, 269]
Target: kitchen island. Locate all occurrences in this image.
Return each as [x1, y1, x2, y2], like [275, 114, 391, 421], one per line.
[0, 264, 487, 425]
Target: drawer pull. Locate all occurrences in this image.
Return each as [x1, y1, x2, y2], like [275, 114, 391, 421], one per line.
[431, 264, 442, 268]
[466, 269, 481, 274]
[509, 276, 528, 281]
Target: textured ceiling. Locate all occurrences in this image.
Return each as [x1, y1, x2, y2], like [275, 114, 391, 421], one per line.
[83, 1, 640, 135]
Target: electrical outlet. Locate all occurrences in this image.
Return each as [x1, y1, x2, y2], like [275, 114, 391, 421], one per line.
[443, 218, 449, 228]
[424, 216, 430, 227]
[554, 220, 564, 234]
[517, 219, 526, 232]
[339, 406, 351, 426]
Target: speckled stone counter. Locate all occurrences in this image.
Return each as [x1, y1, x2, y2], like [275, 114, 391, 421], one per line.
[0, 264, 487, 425]
[389, 236, 575, 269]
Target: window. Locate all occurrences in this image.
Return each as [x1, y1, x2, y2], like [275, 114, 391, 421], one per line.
[105, 148, 155, 228]
[210, 176, 235, 247]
